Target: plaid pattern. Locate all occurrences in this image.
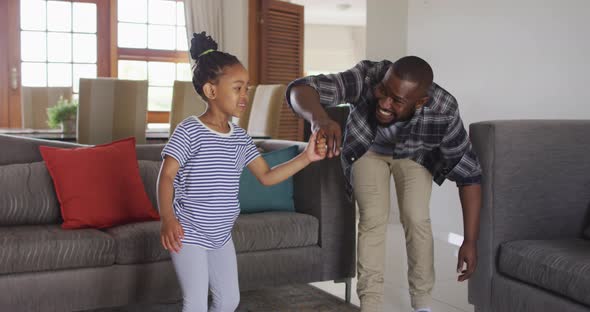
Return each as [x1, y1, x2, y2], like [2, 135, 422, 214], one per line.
[287, 60, 482, 196]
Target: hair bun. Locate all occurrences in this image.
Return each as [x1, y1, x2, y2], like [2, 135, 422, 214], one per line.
[190, 31, 219, 60]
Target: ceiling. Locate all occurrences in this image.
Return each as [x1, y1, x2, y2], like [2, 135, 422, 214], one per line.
[288, 0, 366, 26]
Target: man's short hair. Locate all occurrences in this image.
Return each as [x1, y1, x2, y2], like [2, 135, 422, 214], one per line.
[391, 56, 434, 92]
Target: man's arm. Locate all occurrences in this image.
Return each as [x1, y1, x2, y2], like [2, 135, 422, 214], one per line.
[459, 184, 481, 244]
[289, 85, 341, 157]
[438, 105, 483, 281]
[287, 60, 373, 113]
[289, 85, 329, 126]
[247, 131, 326, 185]
[457, 183, 481, 282]
[287, 60, 377, 157]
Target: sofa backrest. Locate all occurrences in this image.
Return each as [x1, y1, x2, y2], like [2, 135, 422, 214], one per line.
[470, 120, 590, 241]
[0, 162, 62, 225]
[0, 134, 165, 165]
[0, 135, 164, 226]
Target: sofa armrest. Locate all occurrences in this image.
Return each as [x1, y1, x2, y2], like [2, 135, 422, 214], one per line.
[256, 139, 356, 281]
[468, 120, 590, 308]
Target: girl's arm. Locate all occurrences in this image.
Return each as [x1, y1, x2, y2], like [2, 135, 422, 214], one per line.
[247, 131, 326, 186]
[157, 156, 184, 253]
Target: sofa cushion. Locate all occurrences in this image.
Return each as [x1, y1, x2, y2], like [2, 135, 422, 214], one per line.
[105, 221, 169, 264]
[0, 162, 61, 226]
[239, 146, 298, 214]
[104, 212, 319, 263]
[39, 137, 160, 229]
[498, 239, 590, 306]
[0, 225, 115, 274]
[232, 211, 318, 253]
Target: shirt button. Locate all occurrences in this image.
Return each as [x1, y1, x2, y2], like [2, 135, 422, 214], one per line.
[351, 157, 355, 161]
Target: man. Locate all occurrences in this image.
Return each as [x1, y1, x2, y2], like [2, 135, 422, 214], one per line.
[287, 56, 482, 312]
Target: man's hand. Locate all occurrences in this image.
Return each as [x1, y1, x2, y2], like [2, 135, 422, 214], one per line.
[304, 130, 327, 162]
[312, 117, 342, 158]
[457, 240, 477, 282]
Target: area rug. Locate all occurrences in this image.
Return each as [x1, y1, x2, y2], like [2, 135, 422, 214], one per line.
[87, 284, 359, 312]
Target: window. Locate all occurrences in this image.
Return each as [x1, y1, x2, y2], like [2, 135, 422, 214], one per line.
[20, 0, 99, 95]
[1, 0, 189, 128]
[117, 60, 191, 112]
[116, 0, 191, 115]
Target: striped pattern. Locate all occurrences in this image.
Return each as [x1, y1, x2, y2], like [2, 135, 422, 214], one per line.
[259, 0, 305, 141]
[169, 81, 207, 134]
[0, 225, 115, 275]
[105, 221, 169, 265]
[287, 60, 482, 197]
[78, 78, 148, 145]
[499, 239, 590, 307]
[162, 116, 260, 250]
[232, 212, 318, 253]
[0, 162, 61, 225]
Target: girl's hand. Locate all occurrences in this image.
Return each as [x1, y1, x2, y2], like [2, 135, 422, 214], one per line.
[305, 130, 327, 162]
[160, 217, 184, 253]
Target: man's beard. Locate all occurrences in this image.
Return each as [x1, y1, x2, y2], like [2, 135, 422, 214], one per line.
[375, 106, 416, 127]
[376, 118, 396, 127]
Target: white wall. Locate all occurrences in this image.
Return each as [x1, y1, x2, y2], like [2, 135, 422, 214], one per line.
[304, 24, 366, 74]
[366, 0, 407, 61]
[367, 0, 590, 233]
[222, 0, 249, 69]
[408, 0, 590, 124]
[406, 0, 590, 234]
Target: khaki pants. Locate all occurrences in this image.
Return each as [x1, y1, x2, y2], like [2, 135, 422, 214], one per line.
[352, 151, 434, 311]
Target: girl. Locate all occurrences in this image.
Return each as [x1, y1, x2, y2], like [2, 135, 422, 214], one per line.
[157, 32, 327, 312]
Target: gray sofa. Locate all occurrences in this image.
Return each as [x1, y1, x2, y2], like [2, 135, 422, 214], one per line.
[468, 120, 590, 312]
[0, 134, 355, 312]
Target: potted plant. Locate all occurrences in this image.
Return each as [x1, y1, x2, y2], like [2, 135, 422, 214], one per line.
[47, 96, 78, 134]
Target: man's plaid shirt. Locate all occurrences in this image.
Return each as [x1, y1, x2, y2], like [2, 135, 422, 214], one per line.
[287, 60, 482, 197]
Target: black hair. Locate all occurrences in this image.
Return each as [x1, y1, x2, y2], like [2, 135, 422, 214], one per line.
[391, 56, 434, 93]
[190, 31, 241, 101]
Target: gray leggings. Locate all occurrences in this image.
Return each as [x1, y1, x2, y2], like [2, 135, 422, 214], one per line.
[171, 240, 240, 312]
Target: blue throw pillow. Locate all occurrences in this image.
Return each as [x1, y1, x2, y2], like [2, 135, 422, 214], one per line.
[239, 145, 299, 214]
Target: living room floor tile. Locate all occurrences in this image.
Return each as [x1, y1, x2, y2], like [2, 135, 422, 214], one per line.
[312, 222, 474, 312]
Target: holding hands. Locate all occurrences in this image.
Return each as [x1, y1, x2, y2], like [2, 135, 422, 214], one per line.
[304, 130, 328, 162]
[312, 117, 342, 158]
[160, 131, 328, 255]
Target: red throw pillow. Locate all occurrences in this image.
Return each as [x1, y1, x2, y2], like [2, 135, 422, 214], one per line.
[40, 137, 160, 229]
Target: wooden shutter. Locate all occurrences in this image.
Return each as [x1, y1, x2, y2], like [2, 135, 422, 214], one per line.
[258, 0, 304, 141]
[0, 0, 21, 128]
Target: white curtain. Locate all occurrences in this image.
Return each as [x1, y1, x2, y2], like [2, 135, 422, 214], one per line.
[183, 0, 225, 60]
